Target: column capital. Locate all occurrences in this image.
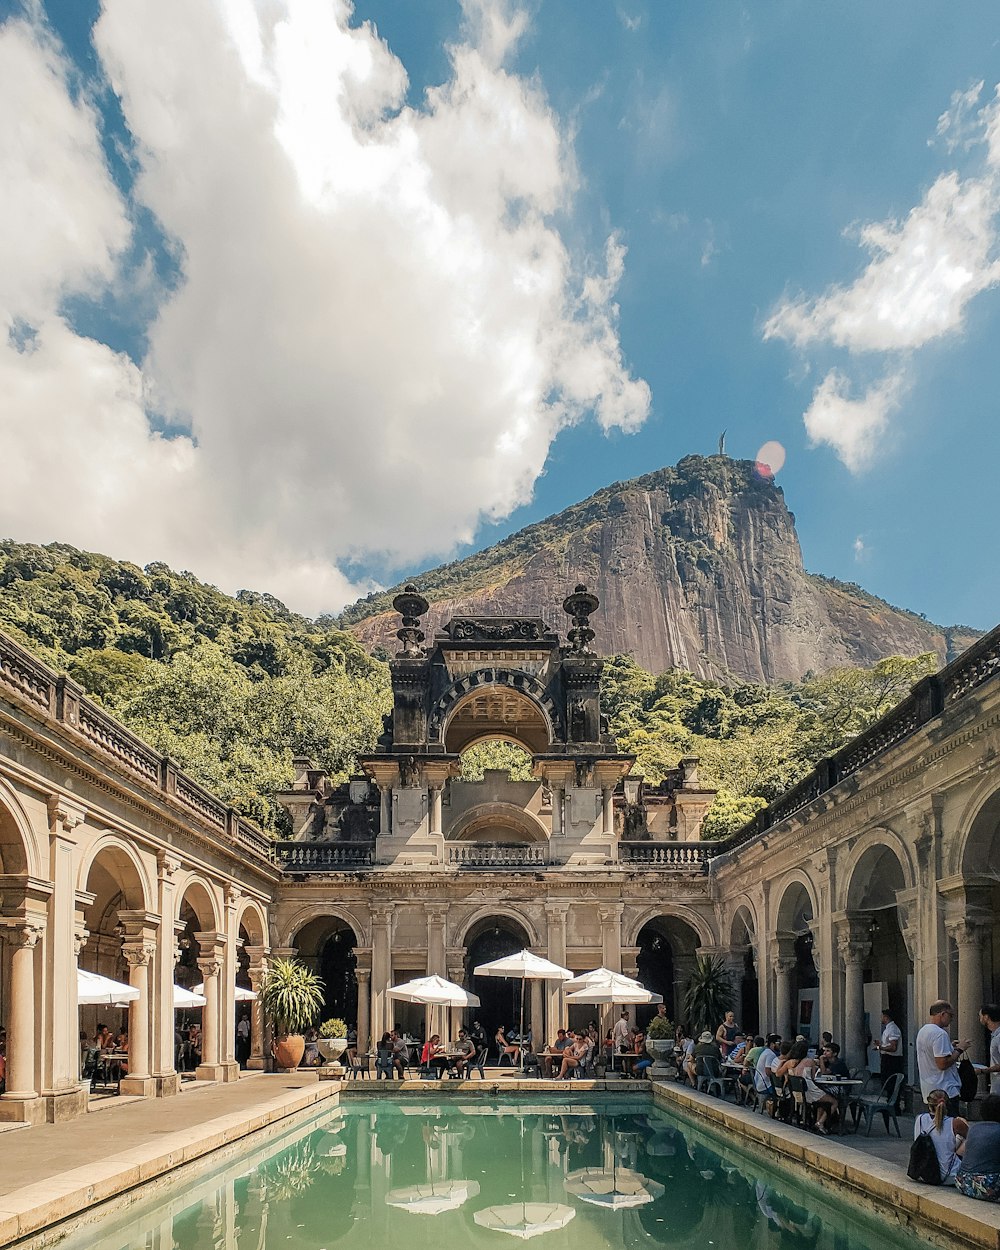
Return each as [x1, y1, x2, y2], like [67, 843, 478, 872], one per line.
[424, 903, 449, 922]
[73, 926, 90, 957]
[224, 883, 243, 908]
[835, 916, 871, 966]
[597, 903, 624, 923]
[946, 916, 991, 949]
[355, 966, 372, 984]
[545, 901, 570, 920]
[157, 850, 182, 880]
[0, 918, 45, 949]
[122, 940, 156, 968]
[198, 956, 223, 981]
[371, 903, 394, 925]
[772, 954, 796, 977]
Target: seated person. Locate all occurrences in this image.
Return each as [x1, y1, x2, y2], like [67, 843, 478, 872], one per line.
[787, 1041, 838, 1134]
[686, 1031, 721, 1086]
[914, 1088, 968, 1186]
[556, 1031, 587, 1079]
[818, 1041, 850, 1078]
[603, 1030, 615, 1066]
[453, 1029, 476, 1077]
[390, 1029, 409, 1077]
[521, 1039, 541, 1074]
[548, 1028, 569, 1076]
[420, 1034, 450, 1078]
[956, 1094, 1000, 1201]
[495, 1025, 520, 1066]
[375, 1032, 395, 1077]
[631, 1031, 652, 1077]
[728, 1033, 748, 1063]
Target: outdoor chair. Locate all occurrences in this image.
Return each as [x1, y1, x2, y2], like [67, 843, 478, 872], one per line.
[375, 1048, 394, 1079]
[703, 1056, 738, 1101]
[348, 1051, 370, 1079]
[465, 1046, 488, 1079]
[785, 1075, 814, 1129]
[852, 1072, 904, 1136]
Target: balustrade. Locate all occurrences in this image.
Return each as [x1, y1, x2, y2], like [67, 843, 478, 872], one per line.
[275, 841, 376, 870]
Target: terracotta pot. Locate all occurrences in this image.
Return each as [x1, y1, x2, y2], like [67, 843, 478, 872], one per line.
[273, 1034, 306, 1069]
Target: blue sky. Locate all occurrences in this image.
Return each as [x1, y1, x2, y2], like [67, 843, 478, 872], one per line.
[2, 1, 999, 632]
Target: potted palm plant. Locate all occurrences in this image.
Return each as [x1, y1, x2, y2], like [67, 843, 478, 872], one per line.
[259, 958, 324, 1070]
[683, 956, 733, 1037]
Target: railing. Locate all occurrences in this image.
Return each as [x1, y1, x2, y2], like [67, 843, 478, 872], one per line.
[619, 842, 713, 868]
[275, 842, 376, 871]
[0, 628, 272, 865]
[447, 843, 548, 868]
[717, 620, 1000, 856]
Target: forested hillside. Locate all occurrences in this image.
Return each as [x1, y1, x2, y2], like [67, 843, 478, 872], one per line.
[0, 541, 937, 838]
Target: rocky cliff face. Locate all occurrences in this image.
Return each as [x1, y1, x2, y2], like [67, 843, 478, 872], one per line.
[341, 457, 978, 682]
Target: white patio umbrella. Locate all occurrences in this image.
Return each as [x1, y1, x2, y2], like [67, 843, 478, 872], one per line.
[77, 968, 139, 1006]
[565, 1166, 664, 1210]
[387, 1179, 480, 1215]
[473, 951, 572, 1066]
[564, 967, 644, 990]
[173, 984, 208, 1009]
[474, 1203, 575, 1239]
[564, 973, 662, 1071]
[193, 981, 256, 1001]
[387, 974, 480, 1048]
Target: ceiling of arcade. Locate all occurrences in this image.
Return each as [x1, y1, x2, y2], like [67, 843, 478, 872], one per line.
[445, 687, 549, 754]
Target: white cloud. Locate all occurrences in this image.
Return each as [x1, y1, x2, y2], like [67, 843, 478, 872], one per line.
[764, 173, 1000, 353]
[853, 535, 867, 562]
[801, 370, 905, 472]
[0, 0, 650, 615]
[765, 79, 1000, 472]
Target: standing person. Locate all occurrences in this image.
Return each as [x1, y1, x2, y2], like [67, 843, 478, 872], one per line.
[875, 1008, 904, 1083]
[980, 1005, 1000, 1097]
[236, 1013, 250, 1067]
[915, 1001, 970, 1116]
[716, 1011, 740, 1058]
[613, 1009, 631, 1053]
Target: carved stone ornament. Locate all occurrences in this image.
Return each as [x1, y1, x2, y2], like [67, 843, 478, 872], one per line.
[73, 927, 90, 957]
[10, 920, 45, 950]
[563, 584, 599, 654]
[447, 618, 544, 642]
[197, 958, 224, 981]
[393, 584, 429, 657]
[122, 941, 156, 968]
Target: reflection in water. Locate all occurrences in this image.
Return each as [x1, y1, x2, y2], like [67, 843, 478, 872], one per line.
[52, 1098, 934, 1250]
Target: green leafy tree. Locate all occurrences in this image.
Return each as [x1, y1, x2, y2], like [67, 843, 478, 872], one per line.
[683, 956, 733, 1034]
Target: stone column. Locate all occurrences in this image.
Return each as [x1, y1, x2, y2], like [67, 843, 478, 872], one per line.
[371, 905, 393, 1041]
[0, 919, 44, 1109]
[836, 919, 871, 1071]
[772, 951, 796, 1042]
[379, 786, 392, 836]
[601, 788, 613, 836]
[947, 918, 990, 1061]
[153, 853, 181, 1097]
[551, 788, 564, 838]
[221, 886, 241, 1079]
[545, 903, 569, 1039]
[44, 796, 87, 1119]
[245, 946, 268, 1070]
[598, 904, 623, 974]
[429, 787, 443, 836]
[447, 962, 465, 1041]
[195, 934, 226, 1080]
[530, 979, 544, 1042]
[120, 936, 156, 1096]
[356, 968, 371, 1051]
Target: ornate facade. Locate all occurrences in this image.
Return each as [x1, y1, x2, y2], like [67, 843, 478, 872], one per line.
[2, 591, 1000, 1121]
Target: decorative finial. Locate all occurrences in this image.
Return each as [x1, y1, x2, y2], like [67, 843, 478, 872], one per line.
[562, 584, 599, 654]
[392, 583, 429, 657]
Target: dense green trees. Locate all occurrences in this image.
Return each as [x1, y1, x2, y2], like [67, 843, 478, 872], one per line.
[0, 540, 937, 840]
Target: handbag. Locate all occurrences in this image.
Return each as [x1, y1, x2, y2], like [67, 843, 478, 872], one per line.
[958, 1057, 979, 1103]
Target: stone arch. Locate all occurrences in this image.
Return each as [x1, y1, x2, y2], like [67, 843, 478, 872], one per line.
[840, 829, 913, 913]
[728, 898, 758, 947]
[175, 875, 222, 931]
[625, 904, 716, 950]
[430, 670, 558, 754]
[281, 905, 367, 951]
[954, 778, 1000, 878]
[456, 906, 539, 950]
[728, 898, 760, 1035]
[0, 778, 40, 877]
[235, 897, 269, 947]
[77, 835, 154, 914]
[772, 872, 819, 936]
[447, 802, 550, 846]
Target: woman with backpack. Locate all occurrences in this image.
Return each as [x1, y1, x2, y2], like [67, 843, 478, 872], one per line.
[911, 1089, 968, 1185]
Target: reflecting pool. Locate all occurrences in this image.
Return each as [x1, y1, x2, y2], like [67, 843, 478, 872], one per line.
[49, 1096, 934, 1250]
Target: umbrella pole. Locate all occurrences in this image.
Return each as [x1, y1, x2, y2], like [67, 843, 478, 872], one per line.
[519, 979, 525, 1070]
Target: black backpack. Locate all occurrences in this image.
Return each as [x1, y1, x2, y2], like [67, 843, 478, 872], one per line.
[959, 1057, 979, 1103]
[907, 1122, 942, 1185]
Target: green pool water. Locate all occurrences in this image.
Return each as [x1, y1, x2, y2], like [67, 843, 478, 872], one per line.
[48, 1096, 935, 1250]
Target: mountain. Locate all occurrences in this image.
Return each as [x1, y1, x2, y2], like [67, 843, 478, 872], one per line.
[339, 456, 979, 683]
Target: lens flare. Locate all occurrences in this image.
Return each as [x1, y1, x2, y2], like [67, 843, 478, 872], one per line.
[755, 440, 786, 478]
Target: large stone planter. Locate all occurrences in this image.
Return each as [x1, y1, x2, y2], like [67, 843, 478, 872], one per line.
[645, 1037, 676, 1077]
[317, 1038, 348, 1073]
[273, 1034, 305, 1070]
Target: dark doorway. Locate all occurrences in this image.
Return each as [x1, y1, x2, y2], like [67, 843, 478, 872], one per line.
[741, 948, 759, 1035]
[318, 927, 358, 1026]
[467, 923, 528, 1043]
[636, 924, 676, 1025]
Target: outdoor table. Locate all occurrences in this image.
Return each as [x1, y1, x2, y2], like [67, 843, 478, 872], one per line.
[815, 1077, 863, 1134]
[92, 1051, 128, 1093]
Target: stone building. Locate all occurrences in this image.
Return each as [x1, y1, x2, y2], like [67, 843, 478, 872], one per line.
[2, 588, 1000, 1122]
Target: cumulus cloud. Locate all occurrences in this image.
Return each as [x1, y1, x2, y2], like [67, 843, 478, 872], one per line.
[765, 80, 1000, 471]
[801, 370, 905, 472]
[0, 0, 650, 615]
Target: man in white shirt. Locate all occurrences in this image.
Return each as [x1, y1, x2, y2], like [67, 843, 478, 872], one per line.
[915, 1000, 969, 1115]
[754, 1035, 780, 1106]
[979, 1004, 1000, 1097]
[875, 1007, 904, 1094]
[613, 1009, 631, 1051]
